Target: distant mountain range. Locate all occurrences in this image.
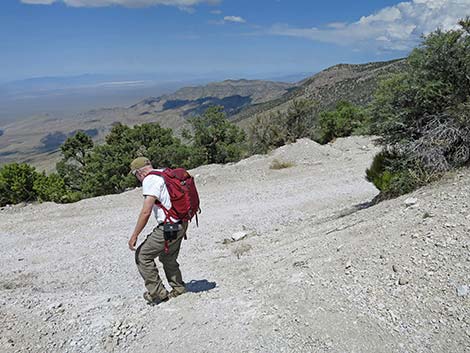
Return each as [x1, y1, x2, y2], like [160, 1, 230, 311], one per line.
[0, 72, 309, 123]
[0, 74, 221, 123]
[128, 79, 296, 122]
[233, 59, 406, 128]
[0, 59, 405, 171]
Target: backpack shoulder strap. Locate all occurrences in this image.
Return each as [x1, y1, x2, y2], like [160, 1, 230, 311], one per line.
[144, 171, 165, 206]
[145, 170, 175, 224]
[146, 170, 165, 178]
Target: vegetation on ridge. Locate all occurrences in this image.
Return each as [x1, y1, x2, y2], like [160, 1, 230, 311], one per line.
[367, 18, 470, 199]
[248, 99, 316, 154]
[0, 108, 247, 206]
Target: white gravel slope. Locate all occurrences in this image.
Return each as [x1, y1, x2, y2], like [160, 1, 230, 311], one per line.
[1, 136, 468, 353]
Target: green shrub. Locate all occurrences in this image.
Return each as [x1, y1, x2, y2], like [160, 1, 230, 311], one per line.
[0, 163, 75, 206]
[58, 122, 198, 198]
[33, 172, 69, 203]
[368, 18, 470, 198]
[315, 101, 370, 144]
[284, 99, 317, 143]
[366, 150, 443, 200]
[248, 99, 316, 154]
[186, 106, 248, 164]
[366, 151, 418, 198]
[248, 112, 287, 154]
[0, 163, 39, 206]
[60, 131, 93, 167]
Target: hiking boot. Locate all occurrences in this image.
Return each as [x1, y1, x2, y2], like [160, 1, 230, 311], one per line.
[168, 288, 186, 299]
[143, 291, 169, 305]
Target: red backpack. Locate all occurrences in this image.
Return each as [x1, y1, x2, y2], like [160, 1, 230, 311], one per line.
[147, 168, 200, 225]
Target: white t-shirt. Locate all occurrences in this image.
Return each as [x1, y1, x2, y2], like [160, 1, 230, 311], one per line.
[142, 169, 178, 224]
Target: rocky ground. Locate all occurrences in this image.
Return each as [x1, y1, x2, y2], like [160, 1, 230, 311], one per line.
[0, 136, 468, 353]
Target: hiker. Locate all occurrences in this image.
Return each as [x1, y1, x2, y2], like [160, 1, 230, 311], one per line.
[128, 157, 196, 305]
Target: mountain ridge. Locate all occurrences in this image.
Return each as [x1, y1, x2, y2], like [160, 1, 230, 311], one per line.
[0, 59, 405, 170]
[233, 58, 406, 126]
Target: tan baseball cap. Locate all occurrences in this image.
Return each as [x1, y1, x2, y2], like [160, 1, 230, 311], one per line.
[130, 157, 151, 174]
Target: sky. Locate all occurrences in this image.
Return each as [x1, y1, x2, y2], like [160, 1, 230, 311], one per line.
[1, 0, 470, 82]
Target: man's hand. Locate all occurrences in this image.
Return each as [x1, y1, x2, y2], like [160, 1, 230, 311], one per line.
[128, 234, 138, 251]
[129, 195, 156, 252]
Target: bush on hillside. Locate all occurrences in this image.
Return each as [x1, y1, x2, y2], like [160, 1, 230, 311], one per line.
[60, 130, 93, 167]
[33, 173, 69, 202]
[248, 113, 286, 154]
[248, 99, 316, 154]
[0, 163, 76, 206]
[368, 18, 470, 198]
[0, 163, 39, 206]
[284, 99, 317, 143]
[315, 101, 370, 144]
[184, 105, 247, 164]
[1, 106, 248, 205]
[59, 123, 197, 198]
[366, 151, 424, 200]
[57, 131, 94, 192]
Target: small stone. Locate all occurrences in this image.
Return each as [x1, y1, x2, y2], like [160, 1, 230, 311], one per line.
[392, 265, 399, 273]
[48, 303, 63, 311]
[404, 197, 418, 207]
[231, 231, 248, 242]
[456, 285, 468, 297]
[398, 277, 409, 285]
[293, 261, 308, 268]
[345, 259, 352, 269]
[104, 337, 114, 352]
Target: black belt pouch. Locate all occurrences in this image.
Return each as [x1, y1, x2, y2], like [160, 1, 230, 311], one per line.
[163, 223, 180, 241]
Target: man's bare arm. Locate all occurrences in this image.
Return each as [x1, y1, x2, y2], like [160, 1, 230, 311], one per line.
[128, 195, 157, 251]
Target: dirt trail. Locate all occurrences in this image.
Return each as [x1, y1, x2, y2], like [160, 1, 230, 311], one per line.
[1, 136, 468, 353]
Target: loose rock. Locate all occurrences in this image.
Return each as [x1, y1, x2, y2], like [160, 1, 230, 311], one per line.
[404, 197, 418, 207]
[231, 231, 248, 242]
[456, 285, 468, 297]
[399, 277, 410, 286]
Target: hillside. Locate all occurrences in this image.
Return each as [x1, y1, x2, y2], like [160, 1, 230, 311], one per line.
[0, 60, 405, 171]
[0, 79, 294, 170]
[125, 79, 294, 128]
[1, 136, 468, 353]
[233, 58, 406, 128]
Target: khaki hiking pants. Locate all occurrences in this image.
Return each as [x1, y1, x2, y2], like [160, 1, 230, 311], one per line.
[135, 222, 188, 300]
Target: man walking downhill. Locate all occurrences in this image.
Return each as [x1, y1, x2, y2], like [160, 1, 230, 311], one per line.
[128, 157, 188, 305]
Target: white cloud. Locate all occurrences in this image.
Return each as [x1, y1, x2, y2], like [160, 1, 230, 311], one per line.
[223, 15, 246, 23]
[210, 9, 222, 14]
[210, 15, 246, 25]
[326, 22, 347, 29]
[269, 0, 470, 51]
[20, 0, 219, 8]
